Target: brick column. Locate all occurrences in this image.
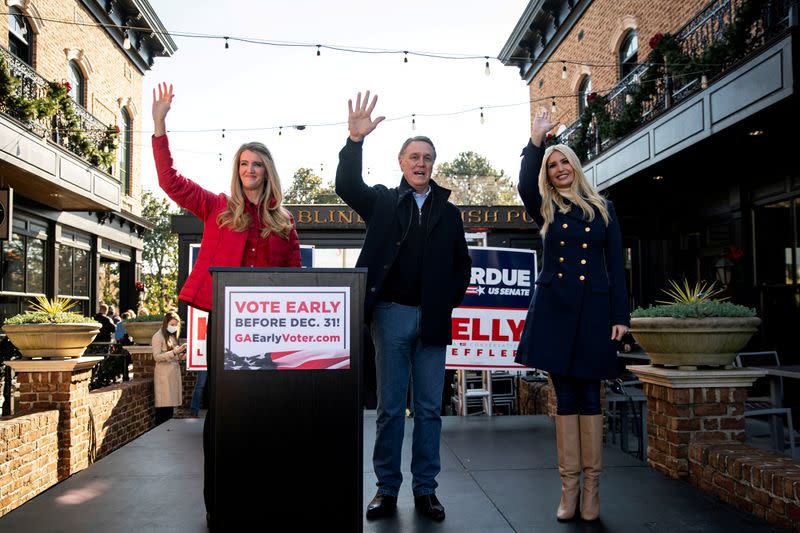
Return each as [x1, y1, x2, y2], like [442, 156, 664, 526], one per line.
[628, 364, 765, 481]
[125, 345, 155, 380]
[7, 357, 103, 481]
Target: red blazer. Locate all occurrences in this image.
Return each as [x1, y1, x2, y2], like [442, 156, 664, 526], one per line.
[152, 135, 301, 311]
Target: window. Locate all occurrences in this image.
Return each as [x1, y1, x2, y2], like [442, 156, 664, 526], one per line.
[0, 217, 48, 323]
[619, 30, 638, 80]
[578, 75, 592, 115]
[67, 60, 86, 106]
[119, 108, 132, 194]
[8, 7, 32, 65]
[755, 198, 800, 286]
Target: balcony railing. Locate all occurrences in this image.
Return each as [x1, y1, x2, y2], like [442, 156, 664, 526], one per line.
[0, 46, 116, 173]
[556, 0, 796, 161]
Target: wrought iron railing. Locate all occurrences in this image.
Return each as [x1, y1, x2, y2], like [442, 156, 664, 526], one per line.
[0, 46, 113, 170]
[557, 0, 796, 160]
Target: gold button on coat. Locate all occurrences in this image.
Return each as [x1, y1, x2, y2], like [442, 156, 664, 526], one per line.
[559, 257, 565, 263]
[562, 223, 568, 229]
[557, 273, 563, 279]
[580, 259, 587, 265]
[560, 241, 565, 246]
[584, 227, 590, 232]
[579, 275, 586, 281]
[581, 243, 588, 249]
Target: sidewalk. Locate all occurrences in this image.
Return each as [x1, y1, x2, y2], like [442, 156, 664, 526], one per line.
[1, 413, 784, 532]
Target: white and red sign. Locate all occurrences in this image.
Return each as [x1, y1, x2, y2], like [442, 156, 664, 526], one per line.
[223, 286, 350, 370]
[446, 247, 537, 370]
[186, 244, 208, 371]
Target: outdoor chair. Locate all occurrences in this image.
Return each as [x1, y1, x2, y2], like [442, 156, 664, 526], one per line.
[604, 378, 647, 461]
[735, 351, 797, 457]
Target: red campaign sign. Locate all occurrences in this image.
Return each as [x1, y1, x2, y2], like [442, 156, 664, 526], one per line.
[223, 286, 350, 371]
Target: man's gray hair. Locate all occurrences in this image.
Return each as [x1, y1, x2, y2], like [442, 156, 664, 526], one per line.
[398, 136, 436, 161]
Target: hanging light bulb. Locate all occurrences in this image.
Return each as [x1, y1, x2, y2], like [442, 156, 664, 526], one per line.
[122, 30, 131, 50]
[484, 57, 490, 76]
[561, 61, 567, 80]
[224, 37, 229, 49]
[404, 51, 408, 63]
[316, 45, 321, 57]
[480, 107, 485, 124]
[550, 98, 557, 114]
[411, 114, 416, 130]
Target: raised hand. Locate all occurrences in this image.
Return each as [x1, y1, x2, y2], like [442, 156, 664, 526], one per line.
[531, 109, 556, 147]
[348, 91, 385, 142]
[152, 82, 173, 137]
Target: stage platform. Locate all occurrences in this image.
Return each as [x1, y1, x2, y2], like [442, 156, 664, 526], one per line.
[0, 412, 783, 532]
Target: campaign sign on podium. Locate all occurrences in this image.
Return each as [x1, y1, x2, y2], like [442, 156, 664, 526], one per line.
[210, 267, 365, 530]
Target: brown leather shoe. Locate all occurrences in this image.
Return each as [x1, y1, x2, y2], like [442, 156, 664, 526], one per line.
[366, 493, 397, 519]
[414, 493, 445, 521]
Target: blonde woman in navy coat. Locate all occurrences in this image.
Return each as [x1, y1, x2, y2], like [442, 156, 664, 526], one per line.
[515, 110, 630, 522]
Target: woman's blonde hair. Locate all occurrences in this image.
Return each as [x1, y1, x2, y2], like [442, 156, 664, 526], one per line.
[537, 144, 609, 237]
[216, 142, 293, 239]
[160, 311, 181, 351]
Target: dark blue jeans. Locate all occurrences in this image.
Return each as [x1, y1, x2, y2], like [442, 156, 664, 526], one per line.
[370, 301, 446, 497]
[550, 375, 601, 415]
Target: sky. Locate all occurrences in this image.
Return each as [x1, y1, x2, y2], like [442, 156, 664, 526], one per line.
[140, 0, 532, 202]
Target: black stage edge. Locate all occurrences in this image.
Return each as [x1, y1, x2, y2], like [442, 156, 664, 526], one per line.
[210, 267, 365, 530]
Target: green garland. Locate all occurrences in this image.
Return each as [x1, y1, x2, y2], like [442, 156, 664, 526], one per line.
[566, 0, 766, 160]
[0, 56, 119, 170]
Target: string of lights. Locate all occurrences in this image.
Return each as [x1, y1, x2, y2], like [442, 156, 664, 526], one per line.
[1, 11, 734, 70]
[36, 65, 716, 139]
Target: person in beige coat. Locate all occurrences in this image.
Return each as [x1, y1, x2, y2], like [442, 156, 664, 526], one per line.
[152, 311, 186, 424]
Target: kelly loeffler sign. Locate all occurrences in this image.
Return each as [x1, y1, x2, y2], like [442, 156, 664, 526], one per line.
[0, 188, 12, 241]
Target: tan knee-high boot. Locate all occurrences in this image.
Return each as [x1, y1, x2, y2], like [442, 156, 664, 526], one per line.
[554, 415, 581, 520]
[579, 414, 603, 521]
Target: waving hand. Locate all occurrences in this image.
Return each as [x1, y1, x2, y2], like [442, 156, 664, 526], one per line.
[348, 91, 385, 142]
[152, 82, 173, 137]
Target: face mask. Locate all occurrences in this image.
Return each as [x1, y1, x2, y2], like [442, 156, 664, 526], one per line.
[166, 325, 178, 334]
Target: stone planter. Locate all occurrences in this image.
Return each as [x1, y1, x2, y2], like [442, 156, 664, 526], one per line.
[2, 322, 101, 358]
[123, 320, 162, 345]
[630, 316, 761, 368]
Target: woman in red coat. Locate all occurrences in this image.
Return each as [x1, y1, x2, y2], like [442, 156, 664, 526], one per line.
[151, 82, 301, 528]
[516, 110, 629, 523]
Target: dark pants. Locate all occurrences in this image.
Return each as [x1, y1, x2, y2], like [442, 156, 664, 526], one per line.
[550, 375, 601, 415]
[155, 406, 173, 425]
[203, 313, 214, 519]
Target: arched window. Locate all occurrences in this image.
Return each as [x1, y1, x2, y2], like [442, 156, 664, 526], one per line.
[578, 75, 592, 115]
[119, 108, 132, 194]
[8, 7, 32, 65]
[67, 61, 86, 106]
[619, 30, 638, 80]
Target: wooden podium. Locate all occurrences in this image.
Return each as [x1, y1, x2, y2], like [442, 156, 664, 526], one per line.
[209, 267, 365, 530]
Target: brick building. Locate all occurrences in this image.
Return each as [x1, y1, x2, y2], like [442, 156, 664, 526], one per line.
[0, 0, 175, 320]
[500, 0, 800, 363]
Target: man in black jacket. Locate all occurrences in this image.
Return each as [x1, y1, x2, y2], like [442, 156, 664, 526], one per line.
[336, 91, 471, 522]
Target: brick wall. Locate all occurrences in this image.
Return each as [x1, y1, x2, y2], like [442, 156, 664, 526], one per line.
[0, 0, 144, 214]
[689, 441, 800, 532]
[517, 378, 556, 416]
[527, 0, 709, 129]
[0, 410, 59, 517]
[1, 361, 158, 518]
[644, 383, 746, 480]
[88, 379, 155, 462]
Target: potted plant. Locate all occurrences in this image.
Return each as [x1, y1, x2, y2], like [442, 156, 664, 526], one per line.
[630, 279, 760, 368]
[2, 296, 101, 358]
[123, 313, 165, 345]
